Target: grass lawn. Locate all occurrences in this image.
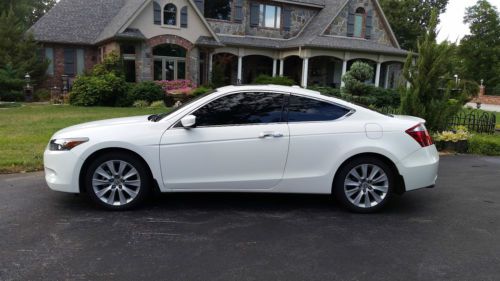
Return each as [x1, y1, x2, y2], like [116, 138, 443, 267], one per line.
[0, 104, 166, 173]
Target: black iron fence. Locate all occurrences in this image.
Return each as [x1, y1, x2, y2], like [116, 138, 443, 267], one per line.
[447, 111, 497, 134]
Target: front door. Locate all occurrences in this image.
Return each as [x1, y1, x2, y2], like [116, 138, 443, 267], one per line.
[160, 92, 289, 190]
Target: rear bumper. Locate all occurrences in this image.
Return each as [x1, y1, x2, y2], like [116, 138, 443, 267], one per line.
[398, 145, 439, 192]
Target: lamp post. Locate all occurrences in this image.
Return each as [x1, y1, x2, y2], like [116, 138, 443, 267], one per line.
[24, 73, 33, 102]
[454, 74, 459, 87]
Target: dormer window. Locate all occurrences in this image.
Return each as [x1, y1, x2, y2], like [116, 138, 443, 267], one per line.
[259, 4, 281, 29]
[164, 3, 177, 25]
[354, 7, 366, 38]
[205, 0, 232, 21]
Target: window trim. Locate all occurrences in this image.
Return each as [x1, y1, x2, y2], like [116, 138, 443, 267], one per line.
[169, 91, 355, 129]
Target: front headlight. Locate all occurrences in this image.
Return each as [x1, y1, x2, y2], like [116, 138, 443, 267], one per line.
[49, 138, 89, 151]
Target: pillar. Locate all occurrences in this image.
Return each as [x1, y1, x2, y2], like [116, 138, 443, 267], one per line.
[279, 59, 284, 76]
[375, 62, 381, 87]
[340, 60, 347, 87]
[301, 57, 309, 88]
[272, 59, 277, 77]
[237, 55, 243, 85]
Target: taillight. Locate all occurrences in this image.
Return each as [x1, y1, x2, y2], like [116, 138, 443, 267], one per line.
[406, 123, 433, 147]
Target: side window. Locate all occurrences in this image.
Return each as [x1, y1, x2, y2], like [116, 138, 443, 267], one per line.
[194, 92, 285, 127]
[287, 95, 350, 122]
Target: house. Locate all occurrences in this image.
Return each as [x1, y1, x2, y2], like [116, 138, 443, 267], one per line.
[30, 0, 408, 90]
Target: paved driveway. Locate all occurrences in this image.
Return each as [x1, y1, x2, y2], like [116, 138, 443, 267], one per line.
[1, 155, 500, 281]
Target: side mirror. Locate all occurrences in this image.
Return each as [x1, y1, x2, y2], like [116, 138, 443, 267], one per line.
[180, 115, 196, 129]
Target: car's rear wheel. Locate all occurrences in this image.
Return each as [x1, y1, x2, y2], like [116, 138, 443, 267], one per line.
[84, 152, 151, 210]
[334, 157, 395, 213]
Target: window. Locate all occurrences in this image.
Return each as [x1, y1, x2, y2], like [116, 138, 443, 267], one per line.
[194, 92, 285, 126]
[76, 49, 85, 75]
[354, 7, 366, 38]
[121, 44, 136, 83]
[164, 3, 177, 25]
[259, 4, 281, 28]
[287, 95, 350, 122]
[153, 44, 186, 81]
[64, 49, 75, 76]
[205, 0, 232, 21]
[44, 48, 54, 75]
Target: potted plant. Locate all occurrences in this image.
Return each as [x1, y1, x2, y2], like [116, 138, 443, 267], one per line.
[434, 126, 472, 153]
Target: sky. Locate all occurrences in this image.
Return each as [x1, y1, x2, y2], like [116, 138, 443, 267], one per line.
[437, 0, 500, 43]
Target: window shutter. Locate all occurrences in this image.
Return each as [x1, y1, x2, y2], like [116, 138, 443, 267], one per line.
[365, 10, 373, 39]
[347, 5, 355, 37]
[194, 0, 204, 15]
[153, 1, 161, 25]
[234, 0, 243, 23]
[250, 2, 260, 27]
[283, 7, 292, 31]
[181, 6, 188, 27]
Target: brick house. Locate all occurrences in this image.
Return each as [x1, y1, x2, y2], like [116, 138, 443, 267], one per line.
[30, 0, 408, 89]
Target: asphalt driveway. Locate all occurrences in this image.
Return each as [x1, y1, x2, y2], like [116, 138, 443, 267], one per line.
[1, 155, 499, 281]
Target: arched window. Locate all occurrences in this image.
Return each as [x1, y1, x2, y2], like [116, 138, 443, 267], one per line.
[164, 4, 177, 26]
[354, 7, 366, 38]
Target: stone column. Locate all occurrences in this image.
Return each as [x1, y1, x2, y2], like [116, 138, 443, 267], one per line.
[279, 59, 284, 76]
[237, 56, 243, 85]
[340, 60, 348, 87]
[301, 57, 309, 88]
[208, 52, 213, 83]
[272, 59, 277, 77]
[375, 62, 382, 87]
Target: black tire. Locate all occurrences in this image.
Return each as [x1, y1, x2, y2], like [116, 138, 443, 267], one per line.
[333, 156, 395, 213]
[84, 152, 151, 210]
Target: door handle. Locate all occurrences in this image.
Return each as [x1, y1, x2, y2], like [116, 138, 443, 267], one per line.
[259, 132, 284, 138]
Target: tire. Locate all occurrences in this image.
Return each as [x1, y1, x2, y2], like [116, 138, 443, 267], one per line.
[84, 152, 151, 210]
[333, 157, 395, 213]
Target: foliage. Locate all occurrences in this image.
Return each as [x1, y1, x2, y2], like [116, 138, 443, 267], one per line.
[210, 63, 227, 88]
[0, 0, 56, 28]
[468, 134, 500, 156]
[156, 79, 195, 94]
[400, 10, 463, 131]
[342, 62, 374, 96]
[310, 85, 400, 108]
[133, 100, 150, 108]
[379, 0, 448, 50]
[434, 126, 473, 142]
[458, 0, 500, 96]
[192, 86, 213, 97]
[0, 10, 48, 97]
[33, 89, 51, 102]
[0, 91, 24, 102]
[149, 100, 166, 108]
[128, 81, 164, 104]
[69, 73, 130, 107]
[92, 51, 124, 77]
[309, 86, 341, 97]
[252, 74, 295, 86]
[0, 104, 164, 173]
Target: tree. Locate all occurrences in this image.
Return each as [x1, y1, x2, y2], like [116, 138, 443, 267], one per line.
[0, 0, 56, 28]
[379, 0, 448, 50]
[458, 0, 500, 95]
[0, 9, 48, 97]
[342, 61, 374, 96]
[400, 10, 463, 131]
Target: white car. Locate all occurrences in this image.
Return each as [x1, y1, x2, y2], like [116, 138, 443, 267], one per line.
[44, 85, 439, 213]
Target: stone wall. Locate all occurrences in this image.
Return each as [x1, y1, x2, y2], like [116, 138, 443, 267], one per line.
[324, 0, 393, 47]
[207, 1, 318, 39]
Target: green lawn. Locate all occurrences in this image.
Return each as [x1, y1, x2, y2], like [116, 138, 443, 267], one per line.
[0, 104, 165, 173]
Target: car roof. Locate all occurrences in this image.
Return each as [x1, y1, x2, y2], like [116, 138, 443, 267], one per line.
[216, 85, 322, 96]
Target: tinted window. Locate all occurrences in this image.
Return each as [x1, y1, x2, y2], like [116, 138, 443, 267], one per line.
[287, 95, 350, 122]
[194, 92, 285, 126]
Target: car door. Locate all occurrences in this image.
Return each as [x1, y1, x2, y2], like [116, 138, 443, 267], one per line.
[160, 91, 290, 190]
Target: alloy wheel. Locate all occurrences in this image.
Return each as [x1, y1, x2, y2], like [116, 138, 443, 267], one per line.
[91, 160, 141, 206]
[343, 164, 389, 208]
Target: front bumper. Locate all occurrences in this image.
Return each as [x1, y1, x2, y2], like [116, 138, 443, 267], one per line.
[44, 149, 84, 193]
[398, 145, 439, 192]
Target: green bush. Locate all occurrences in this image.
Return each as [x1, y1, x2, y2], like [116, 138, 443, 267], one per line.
[342, 62, 374, 96]
[128, 81, 164, 103]
[133, 100, 150, 108]
[192, 86, 212, 97]
[69, 73, 130, 107]
[253, 74, 295, 86]
[33, 89, 51, 102]
[308, 86, 342, 97]
[211, 63, 226, 88]
[149, 100, 165, 108]
[468, 134, 500, 156]
[0, 90, 24, 102]
[310, 85, 400, 108]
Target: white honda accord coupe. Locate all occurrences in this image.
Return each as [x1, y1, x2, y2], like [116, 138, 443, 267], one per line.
[44, 85, 439, 213]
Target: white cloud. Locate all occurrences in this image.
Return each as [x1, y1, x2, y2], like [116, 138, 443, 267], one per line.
[438, 0, 500, 43]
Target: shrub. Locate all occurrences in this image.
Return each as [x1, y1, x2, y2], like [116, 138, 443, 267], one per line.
[33, 89, 51, 102]
[156, 80, 195, 94]
[309, 86, 342, 97]
[0, 90, 24, 102]
[211, 63, 226, 88]
[342, 62, 374, 96]
[252, 74, 295, 86]
[469, 134, 500, 156]
[128, 81, 164, 103]
[192, 86, 212, 97]
[149, 100, 165, 108]
[434, 126, 472, 142]
[133, 100, 150, 108]
[69, 73, 130, 107]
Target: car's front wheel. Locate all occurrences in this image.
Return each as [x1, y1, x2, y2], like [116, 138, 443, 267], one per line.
[84, 152, 151, 210]
[334, 157, 395, 213]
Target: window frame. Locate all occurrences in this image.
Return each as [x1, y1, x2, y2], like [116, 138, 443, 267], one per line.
[63, 48, 76, 76]
[163, 3, 178, 26]
[353, 7, 366, 38]
[170, 91, 355, 129]
[259, 3, 282, 29]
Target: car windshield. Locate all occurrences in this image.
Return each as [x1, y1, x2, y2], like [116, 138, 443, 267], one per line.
[151, 90, 217, 122]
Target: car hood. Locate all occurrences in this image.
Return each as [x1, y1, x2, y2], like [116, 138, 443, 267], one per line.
[55, 115, 150, 136]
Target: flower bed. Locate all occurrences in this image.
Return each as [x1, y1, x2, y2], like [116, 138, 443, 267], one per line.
[155, 80, 195, 95]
